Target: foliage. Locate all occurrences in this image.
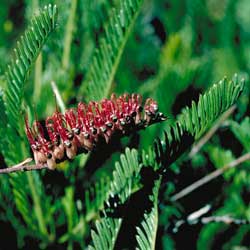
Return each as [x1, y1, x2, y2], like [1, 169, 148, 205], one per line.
[0, 0, 250, 250]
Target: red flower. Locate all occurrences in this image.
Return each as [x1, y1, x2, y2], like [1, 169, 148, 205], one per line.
[25, 93, 166, 169]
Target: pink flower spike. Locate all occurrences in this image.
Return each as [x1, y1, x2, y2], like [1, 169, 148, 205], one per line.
[25, 93, 166, 169]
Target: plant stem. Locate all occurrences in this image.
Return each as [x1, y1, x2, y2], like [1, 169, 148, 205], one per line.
[62, 0, 78, 69]
[171, 152, 250, 201]
[173, 214, 250, 232]
[33, 53, 43, 100]
[200, 215, 250, 225]
[33, 0, 42, 101]
[189, 105, 236, 158]
[0, 158, 47, 174]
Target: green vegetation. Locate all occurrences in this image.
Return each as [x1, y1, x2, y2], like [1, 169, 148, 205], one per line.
[0, 1, 250, 249]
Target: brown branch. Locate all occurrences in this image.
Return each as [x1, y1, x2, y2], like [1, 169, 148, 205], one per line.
[171, 152, 250, 202]
[0, 158, 48, 174]
[189, 105, 236, 158]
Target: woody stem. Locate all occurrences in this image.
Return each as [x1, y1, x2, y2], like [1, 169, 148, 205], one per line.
[0, 158, 48, 174]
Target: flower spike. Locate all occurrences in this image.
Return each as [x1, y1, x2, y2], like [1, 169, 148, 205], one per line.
[25, 93, 166, 169]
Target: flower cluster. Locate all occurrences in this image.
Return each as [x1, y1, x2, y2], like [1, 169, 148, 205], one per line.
[25, 93, 166, 169]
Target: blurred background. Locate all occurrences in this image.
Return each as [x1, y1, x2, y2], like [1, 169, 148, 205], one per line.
[0, 0, 250, 249]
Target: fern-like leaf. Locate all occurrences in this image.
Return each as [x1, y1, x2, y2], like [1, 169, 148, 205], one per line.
[10, 173, 38, 231]
[135, 179, 161, 250]
[177, 76, 244, 139]
[89, 217, 122, 250]
[4, 4, 57, 135]
[154, 124, 194, 169]
[0, 89, 8, 157]
[86, 147, 140, 224]
[88, 148, 142, 250]
[154, 76, 244, 169]
[79, 0, 143, 101]
[59, 187, 85, 247]
[110, 147, 141, 202]
[89, 76, 244, 249]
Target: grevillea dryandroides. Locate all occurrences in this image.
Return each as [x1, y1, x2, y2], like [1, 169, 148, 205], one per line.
[25, 93, 166, 170]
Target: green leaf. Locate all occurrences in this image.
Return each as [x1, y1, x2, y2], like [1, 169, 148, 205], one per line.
[154, 76, 244, 169]
[89, 217, 122, 250]
[110, 148, 141, 202]
[10, 173, 39, 232]
[177, 76, 244, 139]
[5, 4, 57, 130]
[205, 145, 235, 180]
[85, 176, 111, 222]
[230, 117, 250, 152]
[0, 89, 8, 157]
[60, 186, 86, 249]
[135, 179, 161, 250]
[88, 148, 141, 249]
[79, 0, 143, 101]
[197, 223, 226, 250]
[2, 4, 57, 163]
